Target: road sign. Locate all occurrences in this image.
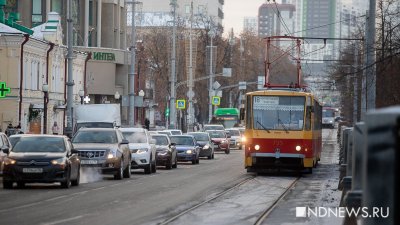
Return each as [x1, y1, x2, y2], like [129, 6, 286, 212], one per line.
[239, 81, 247, 90]
[176, 99, 186, 109]
[0, 82, 11, 98]
[212, 81, 221, 90]
[212, 96, 220, 106]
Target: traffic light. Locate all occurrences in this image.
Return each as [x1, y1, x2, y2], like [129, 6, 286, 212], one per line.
[165, 108, 170, 117]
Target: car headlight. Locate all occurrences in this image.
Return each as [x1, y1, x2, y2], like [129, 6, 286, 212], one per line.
[51, 158, 66, 165]
[186, 150, 193, 154]
[221, 140, 227, 144]
[137, 149, 149, 154]
[107, 149, 118, 159]
[241, 136, 246, 142]
[203, 145, 210, 150]
[4, 158, 16, 166]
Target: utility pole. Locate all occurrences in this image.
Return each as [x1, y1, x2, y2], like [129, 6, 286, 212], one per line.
[169, 0, 177, 128]
[187, 1, 194, 131]
[208, 28, 215, 123]
[65, 0, 74, 137]
[363, 0, 376, 119]
[129, 1, 139, 127]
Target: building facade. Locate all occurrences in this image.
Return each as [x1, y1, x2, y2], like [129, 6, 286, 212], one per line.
[258, 3, 295, 38]
[0, 11, 86, 133]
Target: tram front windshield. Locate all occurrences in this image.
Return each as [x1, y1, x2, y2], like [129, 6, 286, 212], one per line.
[252, 96, 305, 131]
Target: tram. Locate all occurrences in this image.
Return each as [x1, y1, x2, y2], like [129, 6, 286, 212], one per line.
[243, 89, 322, 173]
[243, 36, 322, 173]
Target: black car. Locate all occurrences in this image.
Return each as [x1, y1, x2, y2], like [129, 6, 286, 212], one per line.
[72, 128, 131, 180]
[151, 134, 177, 169]
[187, 132, 214, 159]
[2, 135, 80, 189]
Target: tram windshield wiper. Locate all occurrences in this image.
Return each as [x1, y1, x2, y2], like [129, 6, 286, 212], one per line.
[278, 118, 289, 133]
[256, 120, 270, 133]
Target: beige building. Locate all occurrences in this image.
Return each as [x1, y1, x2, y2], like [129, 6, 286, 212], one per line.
[0, 12, 86, 134]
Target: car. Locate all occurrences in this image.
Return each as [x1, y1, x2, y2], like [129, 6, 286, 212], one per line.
[206, 130, 230, 154]
[170, 135, 201, 164]
[72, 128, 131, 180]
[157, 130, 173, 137]
[226, 128, 243, 150]
[120, 127, 157, 174]
[163, 129, 182, 135]
[187, 132, 214, 159]
[0, 132, 12, 175]
[2, 135, 80, 189]
[151, 134, 177, 169]
[203, 124, 225, 132]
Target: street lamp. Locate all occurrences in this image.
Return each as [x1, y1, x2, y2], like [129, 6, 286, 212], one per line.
[138, 90, 145, 125]
[42, 83, 49, 134]
[114, 91, 121, 102]
[78, 90, 84, 105]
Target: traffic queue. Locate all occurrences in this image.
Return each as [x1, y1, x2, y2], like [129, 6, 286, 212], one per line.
[0, 125, 244, 189]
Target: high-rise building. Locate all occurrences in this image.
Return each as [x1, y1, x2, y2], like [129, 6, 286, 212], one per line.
[243, 17, 257, 33]
[258, 3, 295, 37]
[137, 0, 224, 27]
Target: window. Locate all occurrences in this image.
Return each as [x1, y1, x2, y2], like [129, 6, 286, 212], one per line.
[32, 0, 43, 26]
[185, 5, 190, 14]
[51, 0, 62, 14]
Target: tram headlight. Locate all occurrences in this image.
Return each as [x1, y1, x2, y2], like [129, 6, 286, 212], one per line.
[295, 145, 302, 151]
[254, 145, 260, 151]
[241, 136, 246, 142]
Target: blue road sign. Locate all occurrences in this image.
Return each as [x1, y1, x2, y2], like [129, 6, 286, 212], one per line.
[212, 96, 220, 106]
[177, 99, 186, 109]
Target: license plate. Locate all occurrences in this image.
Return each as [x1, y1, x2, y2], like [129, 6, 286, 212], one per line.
[80, 160, 98, 165]
[213, 144, 219, 148]
[22, 168, 43, 173]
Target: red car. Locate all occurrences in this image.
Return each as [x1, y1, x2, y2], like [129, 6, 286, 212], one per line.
[206, 130, 230, 154]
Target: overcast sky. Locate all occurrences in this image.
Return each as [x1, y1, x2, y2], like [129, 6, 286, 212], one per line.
[223, 0, 275, 36]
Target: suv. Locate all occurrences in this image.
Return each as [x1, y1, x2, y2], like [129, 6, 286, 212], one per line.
[120, 128, 157, 174]
[72, 128, 131, 180]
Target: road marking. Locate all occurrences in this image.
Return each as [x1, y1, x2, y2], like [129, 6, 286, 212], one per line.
[41, 215, 84, 225]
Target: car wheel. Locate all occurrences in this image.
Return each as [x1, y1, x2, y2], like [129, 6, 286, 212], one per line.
[71, 167, 80, 186]
[61, 169, 71, 188]
[3, 180, 13, 189]
[196, 158, 200, 164]
[192, 159, 196, 164]
[17, 182, 25, 188]
[172, 156, 177, 169]
[114, 159, 123, 180]
[151, 158, 157, 173]
[166, 158, 172, 170]
[123, 159, 132, 178]
[225, 149, 230, 154]
[207, 153, 212, 159]
[212, 153, 215, 159]
[144, 155, 152, 174]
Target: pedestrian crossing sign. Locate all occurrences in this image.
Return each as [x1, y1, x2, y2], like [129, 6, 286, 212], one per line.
[177, 99, 186, 109]
[212, 96, 220, 106]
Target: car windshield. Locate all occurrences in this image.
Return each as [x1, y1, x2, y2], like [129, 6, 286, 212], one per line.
[227, 130, 240, 136]
[208, 131, 226, 138]
[122, 131, 147, 143]
[72, 130, 118, 143]
[170, 136, 194, 146]
[9, 136, 21, 147]
[152, 136, 169, 145]
[13, 137, 65, 153]
[158, 131, 170, 136]
[188, 133, 209, 141]
[170, 130, 181, 135]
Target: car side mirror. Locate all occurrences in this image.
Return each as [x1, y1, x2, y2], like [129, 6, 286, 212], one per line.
[71, 149, 78, 154]
[121, 139, 129, 145]
[170, 143, 176, 146]
[2, 147, 10, 154]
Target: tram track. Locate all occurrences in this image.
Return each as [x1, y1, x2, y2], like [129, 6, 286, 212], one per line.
[253, 176, 300, 225]
[157, 176, 256, 225]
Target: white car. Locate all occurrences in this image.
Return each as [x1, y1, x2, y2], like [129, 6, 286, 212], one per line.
[163, 129, 182, 135]
[226, 128, 243, 150]
[120, 128, 157, 174]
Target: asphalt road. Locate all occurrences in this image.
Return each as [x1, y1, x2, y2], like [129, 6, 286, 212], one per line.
[0, 150, 249, 225]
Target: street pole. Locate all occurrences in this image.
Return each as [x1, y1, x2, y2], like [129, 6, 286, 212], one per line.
[208, 29, 215, 123]
[129, 0, 138, 127]
[188, 1, 194, 130]
[169, 0, 177, 129]
[65, 0, 74, 137]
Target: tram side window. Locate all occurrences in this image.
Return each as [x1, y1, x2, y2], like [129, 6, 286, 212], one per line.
[305, 106, 311, 131]
[246, 95, 252, 129]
